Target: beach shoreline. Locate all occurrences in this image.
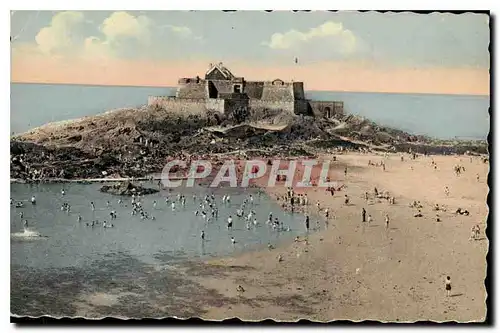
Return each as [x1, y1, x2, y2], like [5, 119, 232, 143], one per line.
[183, 151, 489, 322]
[10, 151, 489, 321]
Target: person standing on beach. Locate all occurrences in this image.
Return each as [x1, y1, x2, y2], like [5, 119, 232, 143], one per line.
[385, 214, 390, 229]
[362, 208, 366, 222]
[445, 276, 452, 297]
[344, 167, 348, 177]
[305, 215, 310, 232]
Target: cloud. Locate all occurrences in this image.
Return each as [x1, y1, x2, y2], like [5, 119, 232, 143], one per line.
[100, 11, 153, 45]
[35, 11, 86, 55]
[160, 24, 203, 41]
[263, 21, 358, 55]
[26, 11, 203, 60]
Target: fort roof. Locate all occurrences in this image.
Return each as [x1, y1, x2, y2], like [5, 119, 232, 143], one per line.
[206, 62, 235, 80]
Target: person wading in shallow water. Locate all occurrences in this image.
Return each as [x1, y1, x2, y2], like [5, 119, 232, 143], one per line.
[305, 215, 310, 232]
[362, 208, 366, 222]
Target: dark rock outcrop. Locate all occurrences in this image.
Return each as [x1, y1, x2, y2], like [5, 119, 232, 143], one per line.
[100, 181, 159, 196]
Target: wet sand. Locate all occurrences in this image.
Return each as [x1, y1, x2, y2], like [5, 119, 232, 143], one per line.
[189, 152, 489, 322]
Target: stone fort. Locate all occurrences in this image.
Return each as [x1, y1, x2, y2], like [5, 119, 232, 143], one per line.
[148, 62, 344, 118]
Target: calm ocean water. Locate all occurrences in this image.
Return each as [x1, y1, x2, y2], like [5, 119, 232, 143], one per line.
[10, 83, 489, 140]
[11, 183, 310, 317]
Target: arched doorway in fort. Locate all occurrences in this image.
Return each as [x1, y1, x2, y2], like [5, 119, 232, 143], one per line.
[208, 81, 218, 98]
[325, 106, 331, 118]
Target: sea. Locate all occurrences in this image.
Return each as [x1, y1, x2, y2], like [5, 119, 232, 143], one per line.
[10, 83, 490, 140]
[11, 183, 309, 317]
[10, 83, 490, 318]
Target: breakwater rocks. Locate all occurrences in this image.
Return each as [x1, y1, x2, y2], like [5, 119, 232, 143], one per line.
[100, 181, 159, 196]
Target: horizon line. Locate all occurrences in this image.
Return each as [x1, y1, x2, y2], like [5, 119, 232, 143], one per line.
[10, 81, 490, 98]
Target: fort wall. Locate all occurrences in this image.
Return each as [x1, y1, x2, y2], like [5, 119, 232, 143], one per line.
[248, 100, 295, 113]
[244, 81, 264, 99]
[206, 98, 226, 113]
[148, 96, 225, 116]
[211, 80, 235, 95]
[176, 82, 206, 99]
[224, 98, 249, 113]
[309, 101, 344, 118]
[294, 100, 309, 115]
[149, 64, 344, 118]
[293, 82, 305, 100]
[260, 82, 294, 101]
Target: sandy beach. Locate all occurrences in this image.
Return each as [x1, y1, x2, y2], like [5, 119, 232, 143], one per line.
[186, 152, 489, 322]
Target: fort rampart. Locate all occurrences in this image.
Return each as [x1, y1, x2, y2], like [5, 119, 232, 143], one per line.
[147, 63, 344, 119]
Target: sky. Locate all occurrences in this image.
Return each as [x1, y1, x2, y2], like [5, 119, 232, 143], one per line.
[10, 10, 490, 95]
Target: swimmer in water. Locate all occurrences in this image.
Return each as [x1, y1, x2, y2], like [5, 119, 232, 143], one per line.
[61, 189, 65, 196]
[90, 201, 95, 211]
[231, 237, 236, 245]
[31, 196, 36, 205]
[227, 216, 233, 229]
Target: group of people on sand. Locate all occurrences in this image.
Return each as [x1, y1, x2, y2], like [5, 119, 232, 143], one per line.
[469, 224, 482, 241]
[367, 160, 386, 171]
[364, 187, 395, 205]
